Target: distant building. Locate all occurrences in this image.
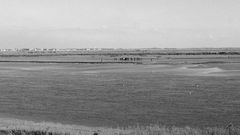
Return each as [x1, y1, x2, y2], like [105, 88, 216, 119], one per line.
[18, 48, 30, 52]
[0, 49, 13, 52]
[31, 48, 43, 52]
[43, 48, 48, 51]
[48, 48, 57, 52]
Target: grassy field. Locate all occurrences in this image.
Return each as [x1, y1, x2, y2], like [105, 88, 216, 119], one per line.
[0, 53, 240, 134]
[0, 118, 240, 135]
[0, 54, 240, 65]
[0, 62, 240, 127]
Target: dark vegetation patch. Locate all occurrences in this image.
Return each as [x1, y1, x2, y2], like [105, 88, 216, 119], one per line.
[1, 125, 240, 135]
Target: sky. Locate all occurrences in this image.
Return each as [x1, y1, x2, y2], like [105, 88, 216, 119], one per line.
[0, 0, 240, 48]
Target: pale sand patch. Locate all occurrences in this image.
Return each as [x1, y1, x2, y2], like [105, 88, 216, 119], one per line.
[174, 65, 224, 76]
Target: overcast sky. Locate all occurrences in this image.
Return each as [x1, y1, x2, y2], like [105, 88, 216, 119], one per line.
[0, 0, 240, 48]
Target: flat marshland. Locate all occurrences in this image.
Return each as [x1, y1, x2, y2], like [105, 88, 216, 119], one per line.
[0, 53, 240, 135]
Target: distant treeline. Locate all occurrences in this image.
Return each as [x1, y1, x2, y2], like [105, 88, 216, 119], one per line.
[0, 50, 240, 57]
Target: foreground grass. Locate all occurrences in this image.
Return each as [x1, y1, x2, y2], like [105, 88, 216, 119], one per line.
[0, 118, 239, 135]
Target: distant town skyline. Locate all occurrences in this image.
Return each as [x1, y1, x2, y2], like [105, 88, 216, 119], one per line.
[0, 0, 240, 48]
